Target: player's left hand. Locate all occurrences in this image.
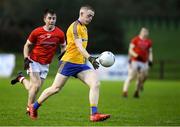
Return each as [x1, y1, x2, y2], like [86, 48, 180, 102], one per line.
[88, 56, 99, 69]
[148, 61, 153, 67]
[24, 57, 33, 70]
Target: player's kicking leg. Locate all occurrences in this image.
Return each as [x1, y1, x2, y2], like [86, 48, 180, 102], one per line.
[77, 70, 110, 122]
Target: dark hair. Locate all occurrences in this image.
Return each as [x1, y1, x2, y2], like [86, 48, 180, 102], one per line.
[44, 9, 56, 17]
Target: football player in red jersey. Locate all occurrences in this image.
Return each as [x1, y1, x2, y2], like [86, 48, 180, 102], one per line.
[11, 9, 66, 114]
[122, 27, 153, 98]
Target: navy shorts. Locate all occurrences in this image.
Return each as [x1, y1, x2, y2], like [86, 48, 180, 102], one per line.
[58, 61, 91, 77]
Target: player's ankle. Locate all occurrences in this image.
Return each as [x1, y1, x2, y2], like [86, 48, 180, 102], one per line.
[18, 76, 25, 83]
[33, 101, 41, 110]
[91, 106, 98, 115]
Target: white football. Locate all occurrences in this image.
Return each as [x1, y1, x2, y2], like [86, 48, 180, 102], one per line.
[99, 51, 115, 67]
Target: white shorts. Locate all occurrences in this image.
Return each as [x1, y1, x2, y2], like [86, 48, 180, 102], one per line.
[128, 61, 149, 78]
[130, 61, 149, 72]
[27, 60, 49, 79]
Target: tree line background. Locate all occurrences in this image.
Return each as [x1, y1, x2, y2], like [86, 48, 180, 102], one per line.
[0, 0, 180, 54]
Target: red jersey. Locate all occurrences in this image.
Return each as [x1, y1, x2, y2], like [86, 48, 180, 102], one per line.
[130, 36, 152, 63]
[28, 26, 65, 64]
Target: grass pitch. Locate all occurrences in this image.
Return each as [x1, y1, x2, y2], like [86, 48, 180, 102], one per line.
[0, 78, 180, 126]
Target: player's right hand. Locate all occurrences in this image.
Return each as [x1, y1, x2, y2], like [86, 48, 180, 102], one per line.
[88, 56, 99, 69]
[24, 57, 32, 70]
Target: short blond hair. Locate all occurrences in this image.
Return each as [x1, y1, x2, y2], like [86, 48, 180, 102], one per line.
[80, 5, 94, 11]
[79, 5, 95, 15]
[140, 27, 148, 32]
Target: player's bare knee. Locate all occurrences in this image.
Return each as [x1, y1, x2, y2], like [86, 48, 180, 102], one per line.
[30, 79, 41, 88]
[90, 80, 100, 90]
